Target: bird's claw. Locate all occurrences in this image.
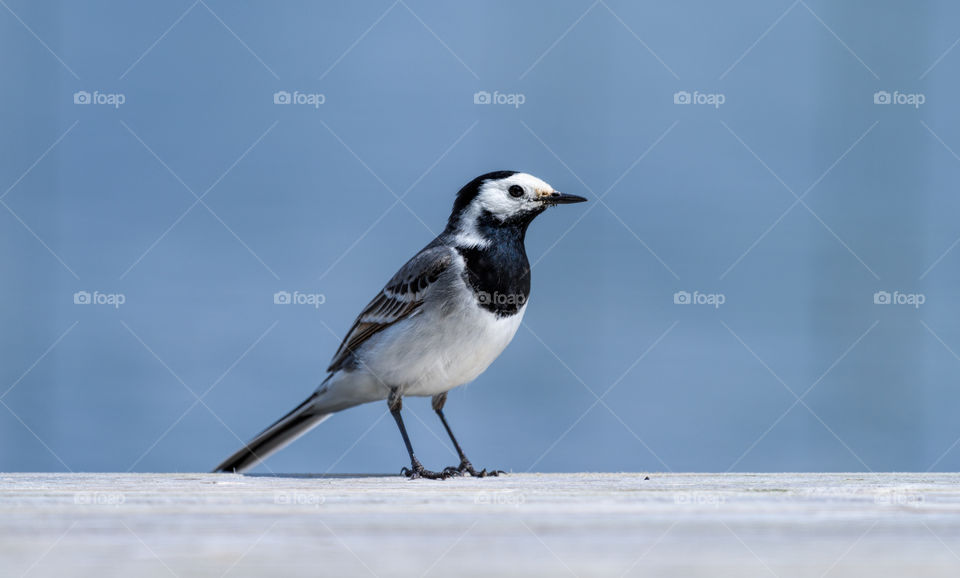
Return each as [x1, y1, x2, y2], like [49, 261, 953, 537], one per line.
[401, 464, 451, 480]
[442, 460, 505, 478]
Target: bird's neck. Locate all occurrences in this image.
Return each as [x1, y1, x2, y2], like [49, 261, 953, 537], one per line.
[443, 208, 535, 250]
[445, 211, 532, 317]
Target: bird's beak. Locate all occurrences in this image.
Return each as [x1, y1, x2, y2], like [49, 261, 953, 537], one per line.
[543, 191, 588, 205]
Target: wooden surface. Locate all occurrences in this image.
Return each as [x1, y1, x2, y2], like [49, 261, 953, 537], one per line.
[1, 473, 959, 577]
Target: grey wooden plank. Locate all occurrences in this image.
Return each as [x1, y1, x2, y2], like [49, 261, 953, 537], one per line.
[1, 473, 959, 577]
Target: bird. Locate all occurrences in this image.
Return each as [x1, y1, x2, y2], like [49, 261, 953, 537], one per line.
[214, 171, 587, 478]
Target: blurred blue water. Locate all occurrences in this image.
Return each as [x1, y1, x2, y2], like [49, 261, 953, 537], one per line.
[2, 0, 959, 473]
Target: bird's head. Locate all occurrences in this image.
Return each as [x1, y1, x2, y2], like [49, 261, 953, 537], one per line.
[445, 171, 586, 247]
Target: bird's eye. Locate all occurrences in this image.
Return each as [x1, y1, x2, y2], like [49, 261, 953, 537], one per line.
[508, 185, 524, 198]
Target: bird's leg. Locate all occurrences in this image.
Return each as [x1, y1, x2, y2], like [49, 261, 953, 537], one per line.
[432, 393, 504, 478]
[389, 388, 448, 480]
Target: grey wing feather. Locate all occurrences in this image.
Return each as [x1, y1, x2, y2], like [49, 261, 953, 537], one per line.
[327, 246, 453, 373]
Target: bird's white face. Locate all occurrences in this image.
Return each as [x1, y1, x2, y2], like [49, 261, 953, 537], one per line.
[450, 173, 556, 247]
[473, 173, 556, 220]
[447, 171, 585, 248]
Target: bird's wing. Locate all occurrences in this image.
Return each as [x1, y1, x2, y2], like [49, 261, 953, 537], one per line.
[327, 245, 454, 373]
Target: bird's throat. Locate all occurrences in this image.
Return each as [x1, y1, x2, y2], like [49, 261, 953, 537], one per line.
[455, 225, 531, 318]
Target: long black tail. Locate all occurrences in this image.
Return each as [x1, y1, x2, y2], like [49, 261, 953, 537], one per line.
[213, 393, 331, 473]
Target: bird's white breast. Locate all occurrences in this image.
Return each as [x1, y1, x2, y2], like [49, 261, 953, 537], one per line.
[358, 283, 526, 398]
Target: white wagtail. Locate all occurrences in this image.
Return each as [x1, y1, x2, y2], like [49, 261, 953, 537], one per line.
[214, 171, 586, 478]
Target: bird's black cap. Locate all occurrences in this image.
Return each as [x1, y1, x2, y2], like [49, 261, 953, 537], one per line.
[449, 170, 518, 218]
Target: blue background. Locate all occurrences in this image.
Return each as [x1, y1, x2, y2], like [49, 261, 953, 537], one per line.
[2, 0, 960, 474]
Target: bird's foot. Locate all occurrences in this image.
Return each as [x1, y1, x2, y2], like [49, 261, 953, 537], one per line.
[401, 462, 450, 480]
[443, 460, 505, 478]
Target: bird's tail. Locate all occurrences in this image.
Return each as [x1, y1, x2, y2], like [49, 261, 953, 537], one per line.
[213, 393, 332, 473]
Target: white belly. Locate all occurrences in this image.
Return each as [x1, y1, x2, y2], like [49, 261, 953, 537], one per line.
[360, 299, 527, 397]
